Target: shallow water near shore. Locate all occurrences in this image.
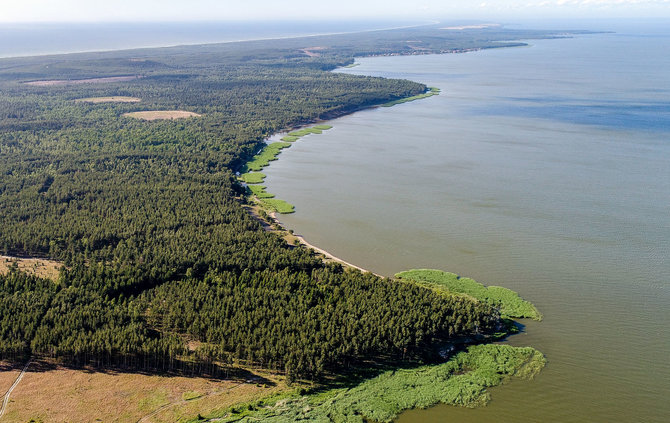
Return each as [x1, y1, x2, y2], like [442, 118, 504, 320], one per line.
[265, 23, 670, 422]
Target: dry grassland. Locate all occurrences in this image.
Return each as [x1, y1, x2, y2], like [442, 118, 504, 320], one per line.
[1, 364, 287, 423]
[24, 76, 142, 86]
[0, 362, 21, 396]
[123, 111, 201, 121]
[0, 256, 61, 281]
[440, 24, 500, 30]
[75, 96, 141, 103]
[301, 46, 327, 57]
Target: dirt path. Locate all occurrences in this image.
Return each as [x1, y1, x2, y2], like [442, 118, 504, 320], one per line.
[0, 358, 32, 419]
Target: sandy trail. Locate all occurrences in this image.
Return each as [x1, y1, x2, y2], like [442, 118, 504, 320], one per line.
[0, 358, 32, 419]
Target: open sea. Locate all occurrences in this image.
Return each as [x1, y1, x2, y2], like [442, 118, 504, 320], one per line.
[0, 20, 420, 58]
[264, 20, 670, 422]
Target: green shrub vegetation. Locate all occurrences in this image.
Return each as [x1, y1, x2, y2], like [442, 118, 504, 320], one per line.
[189, 344, 546, 422]
[242, 142, 291, 172]
[239, 172, 266, 184]
[287, 126, 329, 137]
[241, 125, 334, 214]
[247, 185, 275, 198]
[182, 391, 204, 401]
[260, 198, 295, 214]
[381, 86, 441, 107]
[396, 269, 542, 320]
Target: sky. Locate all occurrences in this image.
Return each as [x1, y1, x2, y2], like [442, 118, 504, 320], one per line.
[0, 0, 668, 22]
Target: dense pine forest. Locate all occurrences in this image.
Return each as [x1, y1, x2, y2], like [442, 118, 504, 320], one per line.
[0, 25, 560, 381]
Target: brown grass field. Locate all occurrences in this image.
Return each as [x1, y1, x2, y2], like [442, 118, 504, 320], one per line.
[0, 362, 21, 396]
[0, 362, 288, 423]
[75, 96, 141, 103]
[123, 111, 201, 121]
[301, 46, 327, 57]
[24, 76, 142, 86]
[440, 23, 500, 30]
[0, 256, 61, 281]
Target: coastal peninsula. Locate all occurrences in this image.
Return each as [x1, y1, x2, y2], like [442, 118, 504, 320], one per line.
[0, 23, 564, 421]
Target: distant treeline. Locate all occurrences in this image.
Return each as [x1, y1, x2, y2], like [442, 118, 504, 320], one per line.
[0, 24, 560, 380]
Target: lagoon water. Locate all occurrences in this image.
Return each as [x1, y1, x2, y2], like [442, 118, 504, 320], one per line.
[265, 24, 670, 422]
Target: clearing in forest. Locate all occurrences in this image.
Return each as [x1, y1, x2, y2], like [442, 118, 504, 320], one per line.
[24, 75, 142, 86]
[123, 111, 201, 120]
[0, 256, 61, 281]
[0, 362, 287, 423]
[75, 96, 141, 103]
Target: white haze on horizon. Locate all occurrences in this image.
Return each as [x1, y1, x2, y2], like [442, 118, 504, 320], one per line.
[0, 0, 669, 22]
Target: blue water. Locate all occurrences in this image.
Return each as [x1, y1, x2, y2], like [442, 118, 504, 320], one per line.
[265, 21, 670, 422]
[0, 20, 420, 58]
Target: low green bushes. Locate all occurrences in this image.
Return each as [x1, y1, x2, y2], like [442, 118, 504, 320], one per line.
[239, 172, 266, 184]
[260, 199, 295, 214]
[396, 269, 542, 320]
[382, 86, 440, 107]
[190, 344, 545, 423]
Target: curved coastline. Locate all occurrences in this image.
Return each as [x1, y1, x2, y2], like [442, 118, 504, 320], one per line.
[241, 86, 440, 275]
[269, 211, 376, 275]
[231, 64, 548, 422]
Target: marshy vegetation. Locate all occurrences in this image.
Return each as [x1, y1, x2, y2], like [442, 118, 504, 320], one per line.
[247, 185, 275, 199]
[187, 344, 546, 423]
[260, 198, 295, 214]
[382, 86, 441, 107]
[396, 269, 542, 320]
[240, 125, 334, 214]
[239, 172, 266, 184]
[241, 142, 292, 172]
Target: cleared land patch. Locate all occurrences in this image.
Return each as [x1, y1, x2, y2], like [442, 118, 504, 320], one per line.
[123, 111, 201, 121]
[1, 364, 287, 423]
[441, 24, 501, 30]
[301, 46, 327, 57]
[0, 362, 21, 402]
[24, 75, 142, 86]
[74, 96, 141, 103]
[0, 256, 61, 281]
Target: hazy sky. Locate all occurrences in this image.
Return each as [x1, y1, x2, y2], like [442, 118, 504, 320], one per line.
[1, 0, 668, 22]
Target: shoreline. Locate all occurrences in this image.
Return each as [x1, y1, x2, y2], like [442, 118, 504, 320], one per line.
[269, 212, 379, 276]
[243, 84, 442, 278]
[242, 202, 379, 276]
